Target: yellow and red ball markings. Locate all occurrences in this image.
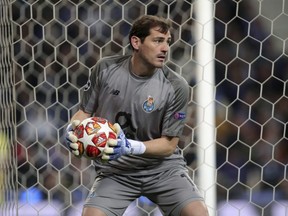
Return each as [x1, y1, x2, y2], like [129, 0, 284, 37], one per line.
[73, 117, 117, 158]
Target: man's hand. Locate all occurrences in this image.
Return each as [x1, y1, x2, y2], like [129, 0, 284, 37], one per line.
[102, 123, 146, 160]
[66, 120, 81, 157]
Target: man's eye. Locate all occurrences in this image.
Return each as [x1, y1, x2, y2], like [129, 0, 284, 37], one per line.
[154, 39, 170, 45]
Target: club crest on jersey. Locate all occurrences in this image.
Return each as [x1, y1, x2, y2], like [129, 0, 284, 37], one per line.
[143, 95, 155, 113]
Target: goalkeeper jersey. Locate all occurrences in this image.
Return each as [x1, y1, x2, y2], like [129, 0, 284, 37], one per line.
[80, 55, 189, 175]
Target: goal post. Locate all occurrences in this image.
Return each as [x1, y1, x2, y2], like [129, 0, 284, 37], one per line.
[0, 0, 17, 215]
[194, 1, 216, 216]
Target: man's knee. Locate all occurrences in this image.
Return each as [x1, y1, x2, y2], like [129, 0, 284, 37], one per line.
[82, 206, 107, 216]
[180, 200, 209, 216]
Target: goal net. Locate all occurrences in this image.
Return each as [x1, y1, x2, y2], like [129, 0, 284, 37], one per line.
[1, 0, 288, 215]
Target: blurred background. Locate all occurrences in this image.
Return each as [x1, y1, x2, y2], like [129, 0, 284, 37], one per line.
[1, 0, 288, 215]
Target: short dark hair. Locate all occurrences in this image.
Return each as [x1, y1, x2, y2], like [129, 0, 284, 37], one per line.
[129, 15, 171, 49]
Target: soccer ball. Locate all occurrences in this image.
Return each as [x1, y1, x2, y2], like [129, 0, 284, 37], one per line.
[73, 117, 117, 158]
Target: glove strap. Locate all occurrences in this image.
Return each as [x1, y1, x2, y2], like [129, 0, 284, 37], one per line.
[127, 139, 146, 155]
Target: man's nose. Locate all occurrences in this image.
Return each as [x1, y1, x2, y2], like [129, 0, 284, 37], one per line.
[161, 43, 169, 52]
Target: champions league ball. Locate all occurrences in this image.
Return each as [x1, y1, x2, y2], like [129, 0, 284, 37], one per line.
[73, 117, 117, 158]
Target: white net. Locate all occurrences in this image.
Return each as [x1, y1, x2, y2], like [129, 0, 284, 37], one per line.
[2, 0, 287, 215]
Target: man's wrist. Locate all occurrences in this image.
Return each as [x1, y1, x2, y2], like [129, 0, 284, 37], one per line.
[127, 139, 146, 155]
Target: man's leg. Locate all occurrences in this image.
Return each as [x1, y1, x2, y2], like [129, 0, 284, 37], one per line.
[143, 168, 208, 216]
[83, 173, 141, 216]
[180, 200, 209, 216]
[82, 207, 107, 216]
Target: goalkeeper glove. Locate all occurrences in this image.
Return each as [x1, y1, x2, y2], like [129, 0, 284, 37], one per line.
[102, 123, 146, 160]
[66, 120, 81, 157]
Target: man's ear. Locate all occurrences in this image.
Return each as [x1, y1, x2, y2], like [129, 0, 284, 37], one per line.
[131, 36, 140, 50]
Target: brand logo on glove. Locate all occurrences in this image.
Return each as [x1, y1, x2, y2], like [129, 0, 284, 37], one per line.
[125, 139, 131, 148]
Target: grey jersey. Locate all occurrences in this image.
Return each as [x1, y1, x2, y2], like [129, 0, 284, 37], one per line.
[80, 55, 189, 175]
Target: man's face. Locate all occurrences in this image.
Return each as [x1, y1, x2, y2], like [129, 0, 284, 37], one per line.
[136, 27, 171, 68]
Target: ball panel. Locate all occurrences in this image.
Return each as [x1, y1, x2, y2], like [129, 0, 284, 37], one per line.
[74, 124, 85, 139]
[92, 132, 107, 147]
[92, 117, 107, 124]
[77, 141, 85, 156]
[86, 145, 101, 158]
[85, 121, 101, 135]
[108, 131, 117, 139]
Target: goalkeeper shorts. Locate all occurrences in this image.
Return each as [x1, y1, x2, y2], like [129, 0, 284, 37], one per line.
[83, 167, 204, 216]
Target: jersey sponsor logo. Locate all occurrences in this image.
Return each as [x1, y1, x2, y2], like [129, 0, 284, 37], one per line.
[84, 80, 91, 91]
[142, 95, 155, 113]
[174, 112, 186, 120]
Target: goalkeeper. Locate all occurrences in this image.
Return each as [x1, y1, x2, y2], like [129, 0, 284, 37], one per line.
[66, 15, 209, 216]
